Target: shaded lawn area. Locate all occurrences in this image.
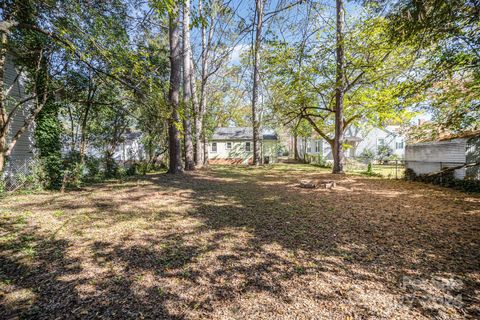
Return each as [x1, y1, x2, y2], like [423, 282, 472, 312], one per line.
[1, 164, 479, 319]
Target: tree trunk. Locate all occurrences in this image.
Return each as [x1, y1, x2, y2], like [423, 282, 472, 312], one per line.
[332, 0, 345, 174]
[293, 132, 299, 160]
[183, 0, 194, 170]
[196, 0, 208, 167]
[191, 56, 203, 167]
[0, 137, 5, 173]
[203, 134, 208, 167]
[104, 150, 116, 178]
[0, 25, 8, 173]
[167, 6, 183, 174]
[79, 85, 94, 165]
[252, 0, 264, 165]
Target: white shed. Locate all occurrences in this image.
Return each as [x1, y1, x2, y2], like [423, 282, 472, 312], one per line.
[405, 131, 480, 180]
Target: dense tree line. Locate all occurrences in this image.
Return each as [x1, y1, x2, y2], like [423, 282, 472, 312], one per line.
[1, 0, 478, 189]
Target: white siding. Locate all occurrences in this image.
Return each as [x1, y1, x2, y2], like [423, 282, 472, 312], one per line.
[405, 139, 467, 179]
[295, 126, 405, 161]
[208, 140, 278, 164]
[4, 56, 34, 171]
[352, 126, 405, 158]
[297, 138, 325, 160]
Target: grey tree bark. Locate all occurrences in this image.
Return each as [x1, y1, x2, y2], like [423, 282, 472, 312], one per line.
[191, 56, 202, 166]
[252, 0, 264, 165]
[182, 0, 194, 170]
[196, 0, 209, 167]
[0, 26, 8, 173]
[167, 6, 183, 174]
[332, 0, 345, 174]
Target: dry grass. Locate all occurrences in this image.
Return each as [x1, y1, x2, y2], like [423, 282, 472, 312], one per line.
[1, 164, 479, 319]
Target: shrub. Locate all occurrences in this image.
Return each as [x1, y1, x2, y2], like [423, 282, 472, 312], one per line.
[85, 157, 102, 180]
[367, 163, 373, 174]
[35, 100, 63, 189]
[360, 148, 375, 164]
[361, 163, 382, 177]
[0, 178, 5, 194]
[126, 163, 138, 176]
[405, 168, 480, 193]
[376, 145, 393, 164]
[306, 154, 331, 168]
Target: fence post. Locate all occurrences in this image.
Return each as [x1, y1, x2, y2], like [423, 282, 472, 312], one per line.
[440, 162, 443, 184]
[395, 160, 398, 179]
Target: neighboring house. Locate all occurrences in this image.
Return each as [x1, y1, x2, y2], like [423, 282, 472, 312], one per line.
[295, 125, 405, 161]
[208, 127, 279, 164]
[79, 130, 146, 164]
[2, 55, 34, 175]
[405, 130, 480, 180]
[114, 131, 145, 163]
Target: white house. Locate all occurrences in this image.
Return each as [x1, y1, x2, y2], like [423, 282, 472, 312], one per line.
[78, 130, 148, 164]
[295, 125, 405, 161]
[208, 127, 279, 164]
[114, 131, 146, 163]
[405, 130, 480, 180]
[2, 55, 34, 175]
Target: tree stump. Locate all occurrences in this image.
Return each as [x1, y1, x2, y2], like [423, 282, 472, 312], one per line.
[299, 180, 336, 189]
[299, 179, 318, 189]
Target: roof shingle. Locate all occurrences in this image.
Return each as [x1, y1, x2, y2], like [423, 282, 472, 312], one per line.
[211, 127, 277, 141]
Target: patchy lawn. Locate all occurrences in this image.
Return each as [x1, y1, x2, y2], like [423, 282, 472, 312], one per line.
[1, 164, 479, 319]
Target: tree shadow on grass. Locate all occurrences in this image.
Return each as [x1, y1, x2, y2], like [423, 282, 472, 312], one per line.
[146, 167, 480, 318]
[0, 214, 186, 319]
[1, 165, 479, 318]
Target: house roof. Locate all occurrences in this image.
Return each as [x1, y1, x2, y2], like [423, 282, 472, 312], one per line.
[124, 131, 142, 141]
[344, 136, 363, 142]
[211, 127, 278, 141]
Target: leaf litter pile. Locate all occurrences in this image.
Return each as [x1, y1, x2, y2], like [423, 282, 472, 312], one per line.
[1, 164, 479, 319]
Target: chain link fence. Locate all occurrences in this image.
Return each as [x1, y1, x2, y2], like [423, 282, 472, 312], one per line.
[1, 159, 39, 192]
[344, 158, 406, 179]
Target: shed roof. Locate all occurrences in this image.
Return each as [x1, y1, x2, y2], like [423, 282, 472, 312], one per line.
[211, 127, 278, 141]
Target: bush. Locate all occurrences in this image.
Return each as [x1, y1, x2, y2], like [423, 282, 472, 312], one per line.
[360, 149, 375, 166]
[361, 163, 382, 177]
[377, 145, 393, 164]
[305, 153, 331, 168]
[405, 168, 480, 193]
[367, 163, 373, 174]
[85, 157, 102, 180]
[126, 163, 138, 176]
[35, 100, 63, 189]
[315, 154, 331, 168]
[104, 157, 118, 179]
[0, 178, 5, 194]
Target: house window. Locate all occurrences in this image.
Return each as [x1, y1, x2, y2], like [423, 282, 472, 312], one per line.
[306, 140, 312, 153]
[377, 138, 385, 146]
[314, 140, 321, 153]
[226, 142, 232, 149]
[396, 141, 404, 149]
[245, 142, 251, 151]
[211, 142, 217, 153]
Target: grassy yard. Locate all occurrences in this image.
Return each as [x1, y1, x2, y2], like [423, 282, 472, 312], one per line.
[347, 164, 405, 179]
[1, 164, 479, 319]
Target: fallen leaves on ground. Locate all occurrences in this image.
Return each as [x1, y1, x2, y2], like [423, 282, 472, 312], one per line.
[1, 164, 479, 319]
